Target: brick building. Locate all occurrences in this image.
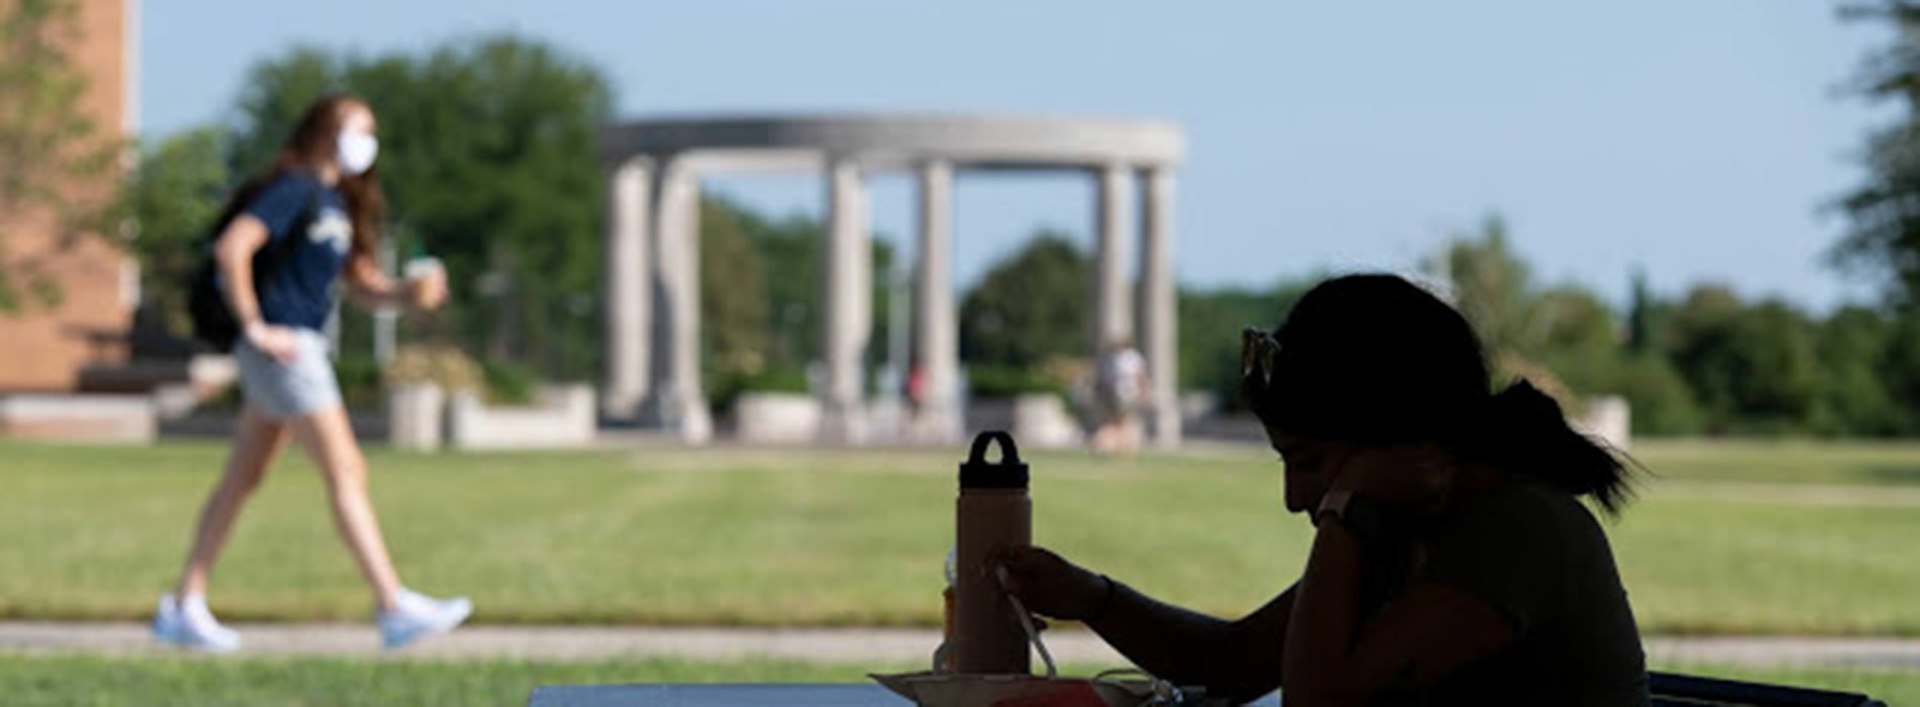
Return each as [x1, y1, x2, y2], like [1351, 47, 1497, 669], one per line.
[0, 0, 138, 392]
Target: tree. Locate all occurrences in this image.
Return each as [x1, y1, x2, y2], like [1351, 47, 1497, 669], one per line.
[1532, 285, 1623, 396]
[1427, 213, 1539, 358]
[1667, 287, 1822, 434]
[224, 48, 340, 184]
[716, 200, 896, 379]
[123, 128, 228, 335]
[1880, 308, 1920, 432]
[959, 232, 1091, 369]
[738, 211, 825, 369]
[1626, 268, 1667, 354]
[1812, 306, 1905, 435]
[1177, 280, 1310, 410]
[1833, 1, 1920, 306]
[1605, 353, 1704, 436]
[700, 197, 769, 408]
[1730, 302, 1823, 432]
[1425, 215, 1630, 403]
[0, 0, 120, 313]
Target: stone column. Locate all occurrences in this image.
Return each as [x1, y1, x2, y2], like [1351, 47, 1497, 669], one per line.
[913, 160, 960, 443]
[1093, 163, 1135, 352]
[820, 157, 871, 444]
[1141, 167, 1181, 446]
[644, 158, 712, 443]
[602, 158, 651, 421]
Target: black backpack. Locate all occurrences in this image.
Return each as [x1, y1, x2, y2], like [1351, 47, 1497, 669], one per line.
[187, 179, 320, 351]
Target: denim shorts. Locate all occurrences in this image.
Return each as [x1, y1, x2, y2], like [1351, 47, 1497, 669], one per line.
[234, 327, 342, 419]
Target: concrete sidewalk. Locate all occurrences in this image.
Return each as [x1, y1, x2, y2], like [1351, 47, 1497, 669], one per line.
[5, 622, 1920, 670]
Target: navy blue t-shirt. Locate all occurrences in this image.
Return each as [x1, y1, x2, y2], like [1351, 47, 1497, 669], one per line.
[240, 171, 352, 331]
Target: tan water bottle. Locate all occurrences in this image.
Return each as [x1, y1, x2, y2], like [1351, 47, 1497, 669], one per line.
[954, 430, 1032, 675]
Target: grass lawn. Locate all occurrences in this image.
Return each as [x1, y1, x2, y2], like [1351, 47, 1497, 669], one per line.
[1, 438, 1916, 634]
[0, 654, 917, 707]
[0, 654, 1911, 707]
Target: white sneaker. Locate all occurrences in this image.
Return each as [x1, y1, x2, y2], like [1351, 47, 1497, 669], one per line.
[152, 594, 240, 652]
[376, 588, 471, 650]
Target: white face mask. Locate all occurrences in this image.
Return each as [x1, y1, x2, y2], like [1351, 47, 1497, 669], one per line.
[337, 130, 379, 176]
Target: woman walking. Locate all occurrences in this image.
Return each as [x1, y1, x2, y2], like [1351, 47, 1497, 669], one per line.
[154, 94, 470, 652]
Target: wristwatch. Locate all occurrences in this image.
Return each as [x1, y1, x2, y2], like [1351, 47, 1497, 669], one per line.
[1316, 490, 1355, 526]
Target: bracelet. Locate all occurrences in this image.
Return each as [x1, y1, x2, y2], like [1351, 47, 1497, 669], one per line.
[1084, 574, 1117, 623]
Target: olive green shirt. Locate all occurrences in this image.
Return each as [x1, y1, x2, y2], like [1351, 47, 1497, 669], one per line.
[1397, 480, 1651, 706]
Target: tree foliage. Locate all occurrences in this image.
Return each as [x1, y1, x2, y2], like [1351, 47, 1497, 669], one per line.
[1178, 281, 1310, 410]
[700, 198, 769, 406]
[123, 128, 228, 335]
[1428, 214, 1539, 357]
[1832, 2, 1920, 305]
[696, 197, 897, 406]
[0, 0, 121, 313]
[959, 232, 1091, 370]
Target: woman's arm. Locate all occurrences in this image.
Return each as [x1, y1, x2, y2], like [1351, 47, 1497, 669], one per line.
[343, 253, 445, 311]
[998, 546, 1294, 702]
[1092, 579, 1295, 702]
[214, 215, 298, 363]
[343, 253, 403, 309]
[1281, 487, 1515, 706]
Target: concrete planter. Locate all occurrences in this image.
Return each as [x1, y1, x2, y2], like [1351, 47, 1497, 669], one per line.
[1579, 395, 1632, 451]
[965, 395, 1083, 450]
[1012, 394, 1084, 449]
[733, 393, 823, 445]
[388, 383, 446, 451]
[447, 384, 596, 450]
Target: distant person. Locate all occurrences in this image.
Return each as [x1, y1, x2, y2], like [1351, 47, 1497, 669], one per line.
[999, 274, 1649, 705]
[155, 94, 470, 652]
[1090, 338, 1149, 455]
[906, 362, 928, 411]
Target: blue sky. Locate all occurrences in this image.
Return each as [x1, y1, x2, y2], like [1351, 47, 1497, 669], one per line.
[143, 1, 1892, 311]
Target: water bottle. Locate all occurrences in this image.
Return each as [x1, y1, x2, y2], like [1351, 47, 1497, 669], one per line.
[953, 430, 1032, 675]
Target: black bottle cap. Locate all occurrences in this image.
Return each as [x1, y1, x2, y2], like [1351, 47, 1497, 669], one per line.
[960, 430, 1029, 490]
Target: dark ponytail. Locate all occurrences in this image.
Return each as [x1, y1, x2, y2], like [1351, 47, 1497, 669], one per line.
[1473, 380, 1634, 515]
[1244, 273, 1637, 515]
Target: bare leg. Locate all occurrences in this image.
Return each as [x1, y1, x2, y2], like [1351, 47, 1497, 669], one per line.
[1119, 416, 1142, 457]
[175, 405, 290, 599]
[289, 405, 403, 612]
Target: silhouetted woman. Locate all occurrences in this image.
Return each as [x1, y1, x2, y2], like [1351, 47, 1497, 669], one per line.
[999, 273, 1649, 705]
[154, 94, 470, 652]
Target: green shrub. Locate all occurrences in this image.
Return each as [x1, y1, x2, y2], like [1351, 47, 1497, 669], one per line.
[966, 364, 1069, 399]
[481, 360, 538, 405]
[709, 363, 811, 414]
[332, 355, 385, 410]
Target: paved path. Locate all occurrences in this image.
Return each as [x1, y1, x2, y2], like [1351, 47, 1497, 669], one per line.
[5, 622, 1920, 670]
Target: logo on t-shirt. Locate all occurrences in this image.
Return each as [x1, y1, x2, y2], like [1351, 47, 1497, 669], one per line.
[309, 208, 352, 254]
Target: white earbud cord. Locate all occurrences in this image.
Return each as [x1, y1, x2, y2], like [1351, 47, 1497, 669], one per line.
[995, 565, 1058, 678]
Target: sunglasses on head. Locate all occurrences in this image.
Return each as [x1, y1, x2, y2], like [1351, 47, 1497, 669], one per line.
[1242, 326, 1280, 389]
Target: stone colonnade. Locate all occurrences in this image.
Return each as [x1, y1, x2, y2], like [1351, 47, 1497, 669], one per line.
[599, 116, 1184, 445]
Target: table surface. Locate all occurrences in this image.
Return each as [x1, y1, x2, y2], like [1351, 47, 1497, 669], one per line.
[526, 683, 1282, 707]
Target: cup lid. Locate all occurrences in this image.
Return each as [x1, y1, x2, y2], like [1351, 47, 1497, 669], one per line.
[959, 430, 1029, 490]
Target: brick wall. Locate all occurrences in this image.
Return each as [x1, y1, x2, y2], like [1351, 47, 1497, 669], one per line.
[0, 0, 134, 391]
